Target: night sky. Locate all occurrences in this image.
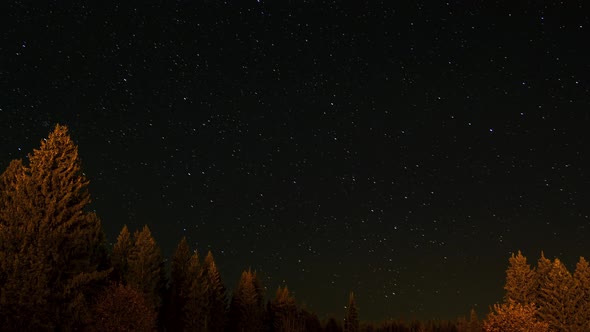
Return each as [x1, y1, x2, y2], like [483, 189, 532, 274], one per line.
[3, 1, 590, 322]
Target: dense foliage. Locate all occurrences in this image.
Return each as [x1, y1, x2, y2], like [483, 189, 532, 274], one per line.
[1, 125, 589, 331]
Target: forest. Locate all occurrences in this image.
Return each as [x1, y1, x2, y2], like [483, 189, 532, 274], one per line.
[0, 124, 589, 331]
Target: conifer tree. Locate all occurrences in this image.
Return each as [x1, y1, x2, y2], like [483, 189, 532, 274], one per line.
[89, 283, 157, 332]
[324, 317, 343, 332]
[203, 251, 228, 332]
[300, 308, 322, 332]
[537, 258, 575, 331]
[0, 125, 108, 330]
[468, 308, 482, 332]
[270, 286, 300, 331]
[166, 237, 192, 331]
[573, 256, 590, 330]
[111, 225, 132, 283]
[535, 251, 552, 300]
[483, 300, 549, 332]
[126, 225, 165, 310]
[228, 269, 265, 332]
[343, 292, 359, 332]
[183, 250, 208, 331]
[504, 251, 536, 304]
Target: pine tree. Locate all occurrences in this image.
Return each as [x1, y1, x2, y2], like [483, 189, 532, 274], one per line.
[535, 251, 552, 301]
[343, 292, 359, 332]
[504, 251, 536, 304]
[228, 269, 265, 332]
[468, 308, 481, 332]
[166, 237, 192, 331]
[111, 225, 132, 283]
[126, 225, 165, 310]
[324, 317, 343, 332]
[573, 256, 590, 330]
[183, 250, 208, 331]
[203, 251, 228, 332]
[270, 286, 300, 332]
[0, 125, 109, 330]
[483, 300, 549, 332]
[89, 283, 157, 332]
[537, 258, 575, 331]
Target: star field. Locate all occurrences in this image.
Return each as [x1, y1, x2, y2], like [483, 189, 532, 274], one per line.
[2, 1, 590, 321]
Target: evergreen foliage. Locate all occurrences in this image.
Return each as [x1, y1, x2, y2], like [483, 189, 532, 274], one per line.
[537, 258, 575, 331]
[203, 251, 228, 332]
[344, 292, 360, 332]
[89, 283, 157, 332]
[166, 236, 192, 331]
[483, 300, 549, 332]
[0, 125, 109, 330]
[183, 250, 208, 331]
[126, 225, 166, 310]
[111, 225, 132, 283]
[572, 257, 590, 330]
[504, 250, 536, 304]
[270, 286, 301, 332]
[228, 269, 265, 332]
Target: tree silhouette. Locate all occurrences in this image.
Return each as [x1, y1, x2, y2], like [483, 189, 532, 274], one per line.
[183, 250, 208, 331]
[0, 124, 108, 330]
[270, 286, 300, 332]
[126, 225, 166, 311]
[89, 283, 157, 332]
[228, 269, 265, 332]
[537, 258, 575, 331]
[504, 251, 536, 304]
[573, 256, 590, 330]
[483, 300, 549, 332]
[111, 225, 132, 283]
[203, 251, 228, 332]
[166, 236, 192, 331]
[344, 292, 359, 332]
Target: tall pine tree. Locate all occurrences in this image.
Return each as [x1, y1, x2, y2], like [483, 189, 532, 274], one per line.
[573, 256, 590, 330]
[270, 286, 300, 332]
[166, 237, 192, 331]
[537, 258, 575, 331]
[203, 251, 228, 332]
[111, 225, 132, 283]
[228, 269, 265, 332]
[126, 225, 166, 311]
[504, 251, 536, 304]
[183, 250, 208, 331]
[0, 125, 108, 330]
[343, 292, 359, 332]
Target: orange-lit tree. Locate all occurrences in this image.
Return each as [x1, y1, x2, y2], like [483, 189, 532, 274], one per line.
[90, 283, 157, 332]
[0, 125, 108, 330]
[483, 301, 549, 332]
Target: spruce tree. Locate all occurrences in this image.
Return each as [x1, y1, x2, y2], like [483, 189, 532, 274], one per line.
[183, 250, 208, 331]
[111, 225, 132, 283]
[468, 308, 482, 332]
[504, 251, 536, 304]
[483, 300, 549, 332]
[126, 225, 165, 310]
[228, 269, 265, 332]
[343, 292, 359, 332]
[167, 237, 192, 331]
[535, 252, 552, 301]
[270, 286, 299, 332]
[0, 125, 108, 330]
[89, 283, 157, 332]
[537, 258, 575, 331]
[203, 251, 228, 332]
[573, 257, 590, 330]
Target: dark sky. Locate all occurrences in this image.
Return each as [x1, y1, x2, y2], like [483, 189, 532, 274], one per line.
[2, 1, 590, 321]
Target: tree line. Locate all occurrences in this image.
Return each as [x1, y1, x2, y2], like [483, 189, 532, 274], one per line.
[0, 125, 587, 331]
